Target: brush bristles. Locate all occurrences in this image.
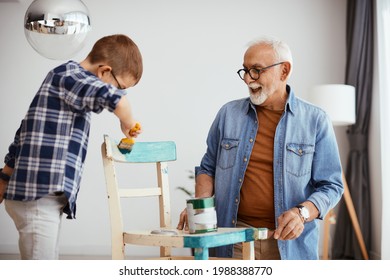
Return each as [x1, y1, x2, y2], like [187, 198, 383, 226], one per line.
[118, 138, 135, 152]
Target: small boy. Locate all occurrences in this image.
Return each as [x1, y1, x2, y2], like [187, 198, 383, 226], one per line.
[0, 34, 142, 259]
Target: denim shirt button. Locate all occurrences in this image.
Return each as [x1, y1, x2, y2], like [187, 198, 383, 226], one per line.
[239, 178, 242, 182]
[232, 219, 235, 225]
[243, 157, 247, 162]
[249, 138, 254, 143]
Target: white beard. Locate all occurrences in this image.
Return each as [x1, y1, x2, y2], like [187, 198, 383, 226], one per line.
[248, 83, 269, 105]
[249, 91, 268, 105]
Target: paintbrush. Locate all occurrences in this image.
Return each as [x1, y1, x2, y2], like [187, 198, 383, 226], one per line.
[117, 123, 141, 153]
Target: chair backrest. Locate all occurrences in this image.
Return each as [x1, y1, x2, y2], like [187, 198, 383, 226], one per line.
[101, 134, 177, 258]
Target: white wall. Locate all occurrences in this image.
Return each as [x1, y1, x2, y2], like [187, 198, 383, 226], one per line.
[0, 0, 349, 258]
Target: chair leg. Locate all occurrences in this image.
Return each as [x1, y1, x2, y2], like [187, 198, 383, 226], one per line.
[242, 241, 255, 260]
[112, 240, 125, 260]
[193, 247, 209, 260]
[160, 246, 171, 257]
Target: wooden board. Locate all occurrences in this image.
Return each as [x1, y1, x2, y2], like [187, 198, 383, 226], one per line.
[104, 134, 176, 163]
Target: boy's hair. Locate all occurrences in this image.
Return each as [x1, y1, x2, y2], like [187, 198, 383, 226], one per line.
[87, 34, 143, 84]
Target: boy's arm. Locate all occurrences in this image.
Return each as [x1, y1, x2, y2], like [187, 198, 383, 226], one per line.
[0, 122, 23, 203]
[114, 96, 141, 138]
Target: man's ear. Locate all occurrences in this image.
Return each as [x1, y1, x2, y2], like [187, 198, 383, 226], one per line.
[280, 62, 291, 81]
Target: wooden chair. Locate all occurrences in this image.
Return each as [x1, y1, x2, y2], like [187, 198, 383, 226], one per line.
[101, 134, 258, 260]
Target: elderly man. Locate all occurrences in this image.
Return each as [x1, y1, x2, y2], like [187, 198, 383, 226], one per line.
[177, 36, 343, 260]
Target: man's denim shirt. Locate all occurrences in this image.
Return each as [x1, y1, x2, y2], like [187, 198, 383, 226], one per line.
[197, 85, 344, 259]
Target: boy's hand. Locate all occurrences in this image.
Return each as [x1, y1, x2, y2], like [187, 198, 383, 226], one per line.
[129, 122, 142, 137]
[121, 121, 142, 138]
[0, 166, 12, 204]
[0, 180, 7, 204]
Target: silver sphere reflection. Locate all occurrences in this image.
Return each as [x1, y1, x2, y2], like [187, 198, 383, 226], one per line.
[24, 0, 91, 60]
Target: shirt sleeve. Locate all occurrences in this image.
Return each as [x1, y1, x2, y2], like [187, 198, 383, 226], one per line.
[198, 107, 225, 178]
[308, 113, 344, 219]
[4, 121, 23, 168]
[59, 73, 126, 114]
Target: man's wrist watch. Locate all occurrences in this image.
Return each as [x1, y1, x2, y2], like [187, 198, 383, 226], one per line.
[0, 168, 11, 182]
[295, 204, 310, 222]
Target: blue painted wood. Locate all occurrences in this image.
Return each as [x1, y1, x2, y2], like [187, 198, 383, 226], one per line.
[105, 135, 176, 163]
[122, 141, 176, 162]
[194, 248, 209, 260]
[183, 228, 256, 248]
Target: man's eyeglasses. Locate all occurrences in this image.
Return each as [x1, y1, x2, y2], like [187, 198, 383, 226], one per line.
[237, 62, 284, 81]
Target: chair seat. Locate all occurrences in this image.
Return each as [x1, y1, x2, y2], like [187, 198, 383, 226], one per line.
[124, 227, 256, 247]
[124, 227, 258, 260]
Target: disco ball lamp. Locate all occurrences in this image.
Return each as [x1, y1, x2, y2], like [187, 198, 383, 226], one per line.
[24, 0, 91, 60]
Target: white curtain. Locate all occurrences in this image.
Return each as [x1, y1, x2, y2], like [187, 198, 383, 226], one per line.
[376, 0, 390, 260]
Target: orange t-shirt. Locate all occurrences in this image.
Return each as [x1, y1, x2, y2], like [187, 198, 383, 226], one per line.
[237, 106, 283, 229]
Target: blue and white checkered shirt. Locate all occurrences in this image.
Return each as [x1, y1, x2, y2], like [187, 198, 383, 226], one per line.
[4, 61, 126, 219]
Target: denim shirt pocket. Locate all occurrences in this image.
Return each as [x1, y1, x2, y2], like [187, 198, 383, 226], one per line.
[218, 138, 240, 170]
[286, 143, 315, 177]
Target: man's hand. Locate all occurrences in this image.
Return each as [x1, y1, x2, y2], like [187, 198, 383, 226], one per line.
[273, 208, 305, 240]
[177, 174, 215, 232]
[177, 208, 189, 231]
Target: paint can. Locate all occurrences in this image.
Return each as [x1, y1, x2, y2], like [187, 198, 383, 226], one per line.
[186, 196, 217, 234]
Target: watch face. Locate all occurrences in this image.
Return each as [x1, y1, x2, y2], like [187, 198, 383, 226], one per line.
[300, 207, 310, 219]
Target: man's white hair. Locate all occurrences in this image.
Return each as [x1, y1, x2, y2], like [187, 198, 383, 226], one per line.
[248, 36, 293, 78]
